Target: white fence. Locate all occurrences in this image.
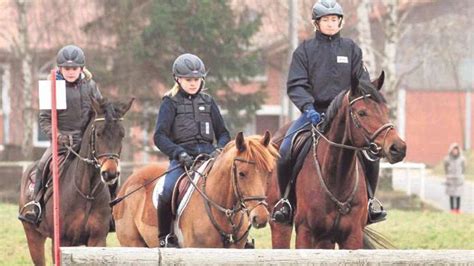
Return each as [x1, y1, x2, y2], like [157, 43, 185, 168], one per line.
[61, 247, 474, 265]
[380, 162, 427, 200]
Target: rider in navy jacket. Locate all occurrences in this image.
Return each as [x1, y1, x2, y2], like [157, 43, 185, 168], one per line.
[153, 53, 230, 248]
[272, 0, 386, 225]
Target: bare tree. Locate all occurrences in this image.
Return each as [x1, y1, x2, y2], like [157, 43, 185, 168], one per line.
[14, 0, 34, 159]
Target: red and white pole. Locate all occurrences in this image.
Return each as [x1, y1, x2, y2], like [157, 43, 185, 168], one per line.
[50, 69, 61, 265]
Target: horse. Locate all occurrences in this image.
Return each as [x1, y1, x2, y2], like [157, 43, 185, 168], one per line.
[268, 72, 406, 249]
[113, 132, 279, 248]
[18, 97, 134, 265]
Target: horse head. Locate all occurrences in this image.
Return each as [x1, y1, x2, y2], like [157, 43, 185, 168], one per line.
[348, 72, 406, 163]
[220, 131, 279, 229]
[89, 97, 134, 185]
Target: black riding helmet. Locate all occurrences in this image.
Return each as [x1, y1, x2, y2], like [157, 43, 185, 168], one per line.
[172, 53, 207, 79]
[56, 45, 85, 67]
[312, 0, 344, 20]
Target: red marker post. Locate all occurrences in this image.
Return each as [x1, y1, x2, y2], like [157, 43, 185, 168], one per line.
[50, 69, 61, 265]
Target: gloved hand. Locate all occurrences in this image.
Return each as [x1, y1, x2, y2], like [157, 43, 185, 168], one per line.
[57, 134, 72, 146]
[304, 107, 321, 125]
[178, 152, 194, 168]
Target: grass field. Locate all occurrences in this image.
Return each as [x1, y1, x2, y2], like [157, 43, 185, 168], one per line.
[1, 203, 473, 265]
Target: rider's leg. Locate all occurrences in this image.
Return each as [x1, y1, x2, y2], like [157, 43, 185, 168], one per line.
[359, 154, 386, 224]
[19, 147, 52, 224]
[272, 114, 309, 224]
[157, 160, 184, 247]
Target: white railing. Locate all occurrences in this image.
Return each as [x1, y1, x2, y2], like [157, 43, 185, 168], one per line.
[380, 162, 427, 200]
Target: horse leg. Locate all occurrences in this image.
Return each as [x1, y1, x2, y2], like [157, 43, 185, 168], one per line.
[23, 224, 46, 266]
[314, 240, 336, 249]
[338, 230, 364, 249]
[270, 221, 292, 248]
[294, 224, 314, 249]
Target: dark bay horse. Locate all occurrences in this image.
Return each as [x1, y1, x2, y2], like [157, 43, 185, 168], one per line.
[19, 98, 134, 265]
[113, 132, 279, 248]
[268, 72, 406, 249]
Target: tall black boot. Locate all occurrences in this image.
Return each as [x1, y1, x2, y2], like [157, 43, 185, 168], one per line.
[359, 155, 387, 224]
[18, 166, 43, 224]
[157, 197, 178, 248]
[271, 151, 293, 224]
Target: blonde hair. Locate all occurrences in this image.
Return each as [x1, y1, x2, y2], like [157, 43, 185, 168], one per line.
[164, 83, 180, 97]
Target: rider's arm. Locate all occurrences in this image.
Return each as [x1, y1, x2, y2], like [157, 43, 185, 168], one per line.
[287, 42, 314, 113]
[153, 97, 186, 160]
[210, 99, 230, 149]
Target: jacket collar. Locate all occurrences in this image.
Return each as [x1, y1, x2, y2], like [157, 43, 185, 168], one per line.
[315, 31, 341, 42]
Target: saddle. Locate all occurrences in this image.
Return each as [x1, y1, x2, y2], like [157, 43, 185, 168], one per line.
[171, 159, 214, 216]
[26, 150, 72, 203]
[289, 125, 313, 185]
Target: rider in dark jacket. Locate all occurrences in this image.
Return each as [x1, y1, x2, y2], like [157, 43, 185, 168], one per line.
[19, 45, 103, 224]
[272, 0, 386, 225]
[153, 53, 230, 247]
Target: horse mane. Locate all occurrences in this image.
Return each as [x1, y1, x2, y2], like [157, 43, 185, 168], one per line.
[320, 79, 386, 132]
[223, 135, 279, 172]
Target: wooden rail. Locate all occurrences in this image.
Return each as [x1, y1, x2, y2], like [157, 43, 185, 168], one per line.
[61, 248, 474, 265]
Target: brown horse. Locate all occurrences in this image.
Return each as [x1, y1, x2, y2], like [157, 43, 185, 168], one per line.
[113, 132, 279, 248]
[268, 73, 406, 249]
[18, 98, 133, 265]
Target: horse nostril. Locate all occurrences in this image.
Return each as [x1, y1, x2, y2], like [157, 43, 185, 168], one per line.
[101, 171, 108, 180]
[390, 144, 406, 156]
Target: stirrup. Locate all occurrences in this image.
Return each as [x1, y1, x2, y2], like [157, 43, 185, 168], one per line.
[159, 234, 178, 248]
[18, 201, 42, 224]
[367, 198, 387, 224]
[271, 198, 293, 224]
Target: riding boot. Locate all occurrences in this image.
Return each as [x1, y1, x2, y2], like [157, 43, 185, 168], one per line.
[271, 147, 294, 224]
[157, 197, 178, 248]
[108, 183, 118, 232]
[18, 165, 44, 225]
[360, 155, 387, 224]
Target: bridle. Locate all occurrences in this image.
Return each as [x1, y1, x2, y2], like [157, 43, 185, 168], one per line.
[185, 155, 268, 247]
[64, 117, 124, 200]
[348, 94, 394, 161]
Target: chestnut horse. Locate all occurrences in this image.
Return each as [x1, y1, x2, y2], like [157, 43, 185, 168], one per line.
[268, 73, 406, 249]
[18, 98, 134, 265]
[113, 132, 279, 248]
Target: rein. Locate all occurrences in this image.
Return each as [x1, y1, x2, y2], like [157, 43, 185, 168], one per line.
[184, 155, 267, 247]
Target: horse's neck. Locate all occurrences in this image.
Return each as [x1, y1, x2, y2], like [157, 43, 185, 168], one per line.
[319, 109, 358, 185]
[66, 121, 98, 194]
[205, 158, 235, 209]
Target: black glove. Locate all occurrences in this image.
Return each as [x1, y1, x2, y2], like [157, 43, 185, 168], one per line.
[178, 152, 194, 169]
[57, 134, 72, 146]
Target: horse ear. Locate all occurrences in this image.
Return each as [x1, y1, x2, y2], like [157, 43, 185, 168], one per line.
[371, 71, 385, 91]
[350, 76, 360, 97]
[119, 97, 135, 117]
[235, 132, 247, 152]
[261, 130, 271, 147]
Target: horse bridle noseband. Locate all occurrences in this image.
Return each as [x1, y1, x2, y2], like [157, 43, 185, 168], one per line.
[185, 155, 268, 247]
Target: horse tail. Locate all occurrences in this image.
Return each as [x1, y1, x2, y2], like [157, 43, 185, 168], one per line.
[363, 226, 396, 249]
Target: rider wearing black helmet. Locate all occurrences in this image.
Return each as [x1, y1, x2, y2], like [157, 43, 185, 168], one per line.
[19, 45, 103, 225]
[153, 53, 230, 247]
[272, 0, 386, 225]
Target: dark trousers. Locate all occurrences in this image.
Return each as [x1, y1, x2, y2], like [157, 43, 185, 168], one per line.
[449, 196, 461, 210]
